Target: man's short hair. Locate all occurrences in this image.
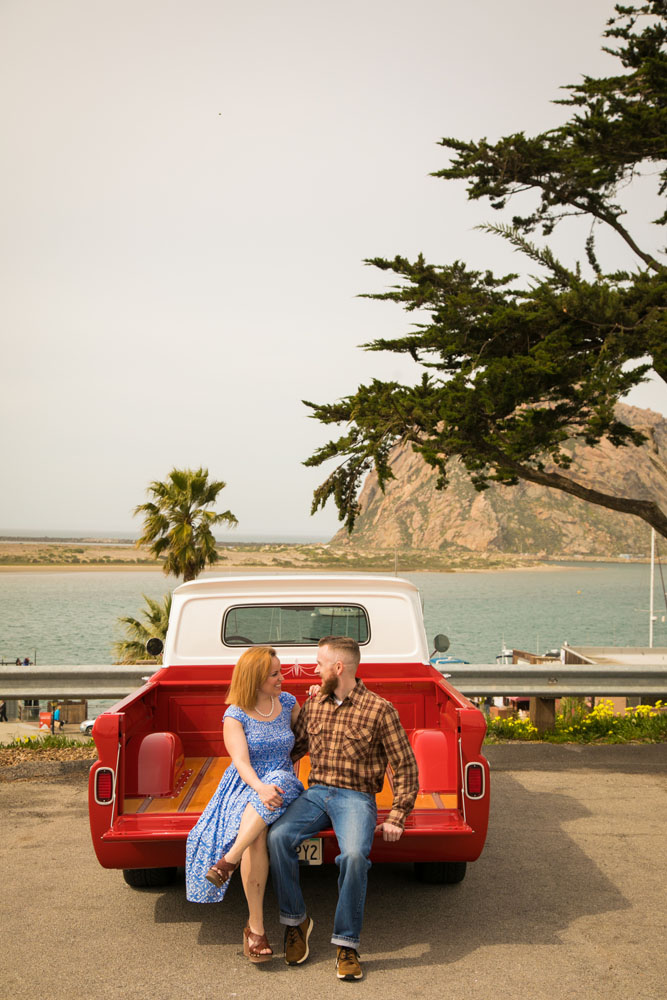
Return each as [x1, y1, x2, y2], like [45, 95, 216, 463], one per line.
[318, 635, 361, 668]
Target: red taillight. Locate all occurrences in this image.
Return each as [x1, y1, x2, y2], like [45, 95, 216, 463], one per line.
[466, 763, 484, 798]
[95, 768, 114, 804]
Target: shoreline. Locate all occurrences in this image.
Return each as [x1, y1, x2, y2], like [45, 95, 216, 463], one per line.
[0, 560, 637, 575]
[0, 563, 165, 573]
[0, 539, 650, 575]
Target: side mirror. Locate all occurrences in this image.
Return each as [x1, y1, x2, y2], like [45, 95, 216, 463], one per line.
[146, 637, 164, 657]
[433, 633, 450, 653]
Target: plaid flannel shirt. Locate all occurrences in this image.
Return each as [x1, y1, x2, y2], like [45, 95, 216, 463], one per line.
[291, 679, 419, 829]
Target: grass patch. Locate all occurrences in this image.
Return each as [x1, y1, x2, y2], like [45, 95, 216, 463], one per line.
[0, 733, 97, 767]
[0, 734, 95, 751]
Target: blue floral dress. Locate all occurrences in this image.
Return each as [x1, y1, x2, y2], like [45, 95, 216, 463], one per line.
[185, 691, 303, 903]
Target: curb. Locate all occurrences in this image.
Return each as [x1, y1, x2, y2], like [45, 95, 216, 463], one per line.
[0, 758, 97, 782]
[484, 741, 667, 772]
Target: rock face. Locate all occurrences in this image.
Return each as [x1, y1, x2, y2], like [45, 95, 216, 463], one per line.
[332, 404, 667, 557]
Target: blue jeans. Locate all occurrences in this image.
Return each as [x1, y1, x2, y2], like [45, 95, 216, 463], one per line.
[268, 784, 377, 949]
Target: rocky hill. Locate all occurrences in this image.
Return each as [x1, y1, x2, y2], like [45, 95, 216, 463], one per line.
[331, 404, 667, 557]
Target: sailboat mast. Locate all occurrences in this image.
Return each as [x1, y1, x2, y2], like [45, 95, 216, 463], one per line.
[650, 528, 655, 648]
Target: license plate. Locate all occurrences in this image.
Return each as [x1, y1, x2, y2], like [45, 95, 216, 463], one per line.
[297, 838, 323, 865]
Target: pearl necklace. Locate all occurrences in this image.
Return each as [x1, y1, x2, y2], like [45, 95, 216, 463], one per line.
[254, 695, 275, 718]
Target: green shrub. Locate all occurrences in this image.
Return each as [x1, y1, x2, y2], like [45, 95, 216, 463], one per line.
[485, 716, 539, 740]
[485, 700, 667, 744]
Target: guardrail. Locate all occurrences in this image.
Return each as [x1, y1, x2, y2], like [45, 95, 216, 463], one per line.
[1, 662, 665, 700]
[0, 665, 154, 700]
[436, 663, 667, 698]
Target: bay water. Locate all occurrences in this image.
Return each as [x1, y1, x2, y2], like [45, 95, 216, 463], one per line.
[1, 563, 664, 669]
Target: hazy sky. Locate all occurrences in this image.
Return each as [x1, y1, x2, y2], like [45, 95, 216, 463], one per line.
[2, 0, 665, 538]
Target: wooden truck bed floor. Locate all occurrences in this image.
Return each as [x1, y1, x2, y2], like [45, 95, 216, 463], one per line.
[123, 756, 457, 816]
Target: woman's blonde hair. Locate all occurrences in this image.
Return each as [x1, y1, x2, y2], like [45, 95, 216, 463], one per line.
[226, 646, 277, 710]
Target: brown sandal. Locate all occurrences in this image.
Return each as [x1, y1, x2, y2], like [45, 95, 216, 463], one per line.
[205, 857, 238, 887]
[243, 925, 273, 964]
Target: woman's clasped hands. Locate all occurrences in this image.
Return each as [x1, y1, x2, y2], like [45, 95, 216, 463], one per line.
[259, 782, 284, 811]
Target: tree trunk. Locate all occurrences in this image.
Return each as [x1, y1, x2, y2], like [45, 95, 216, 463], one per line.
[496, 457, 667, 540]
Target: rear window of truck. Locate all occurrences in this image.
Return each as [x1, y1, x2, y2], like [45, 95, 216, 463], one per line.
[222, 604, 370, 646]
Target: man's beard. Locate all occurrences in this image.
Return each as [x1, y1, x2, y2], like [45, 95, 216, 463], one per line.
[321, 674, 338, 697]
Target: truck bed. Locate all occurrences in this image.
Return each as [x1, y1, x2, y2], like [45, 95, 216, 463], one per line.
[90, 662, 488, 868]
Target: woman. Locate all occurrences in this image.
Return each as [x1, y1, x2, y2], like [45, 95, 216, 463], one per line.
[185, 646, 303, 962]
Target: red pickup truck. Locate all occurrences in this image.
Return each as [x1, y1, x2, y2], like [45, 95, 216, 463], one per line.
[89, 574, 490, 887]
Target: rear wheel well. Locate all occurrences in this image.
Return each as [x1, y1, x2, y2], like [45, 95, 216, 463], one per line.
[414, 861, 467, 884]
[122, 867, 177, 889]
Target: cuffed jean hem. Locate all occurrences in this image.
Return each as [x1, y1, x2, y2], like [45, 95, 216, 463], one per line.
[331, 935, 360, 949]
[279, 912, 308, 927]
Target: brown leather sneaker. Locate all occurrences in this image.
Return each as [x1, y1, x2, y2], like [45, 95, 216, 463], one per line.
[284, 915, 313, 965]
[336, 946, 363, 980]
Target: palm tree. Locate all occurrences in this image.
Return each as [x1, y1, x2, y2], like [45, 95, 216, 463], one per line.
[135, 467, 238, 581]
[113, 593, 172, 663]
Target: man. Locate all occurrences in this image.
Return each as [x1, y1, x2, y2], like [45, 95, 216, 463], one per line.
[268, 636, 419, 982]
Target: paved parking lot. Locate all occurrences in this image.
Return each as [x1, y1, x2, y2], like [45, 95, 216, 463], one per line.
[1, 744, 665, 1000]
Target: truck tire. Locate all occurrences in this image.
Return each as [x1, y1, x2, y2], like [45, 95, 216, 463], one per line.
[414, 861, 467, 884]
[122, 867, 177, 889]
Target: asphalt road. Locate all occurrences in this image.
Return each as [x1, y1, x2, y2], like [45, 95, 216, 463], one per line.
[1, 744, 665, 1000]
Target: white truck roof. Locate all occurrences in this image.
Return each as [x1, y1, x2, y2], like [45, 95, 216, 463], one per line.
[164, 573, 430, 666]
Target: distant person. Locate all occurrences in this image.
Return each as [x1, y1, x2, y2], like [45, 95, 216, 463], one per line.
[23, 657, 30, 667]
[0, 700, 8, 723]
[15, 658, 21, 667]
[54, 704, 63, 731]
